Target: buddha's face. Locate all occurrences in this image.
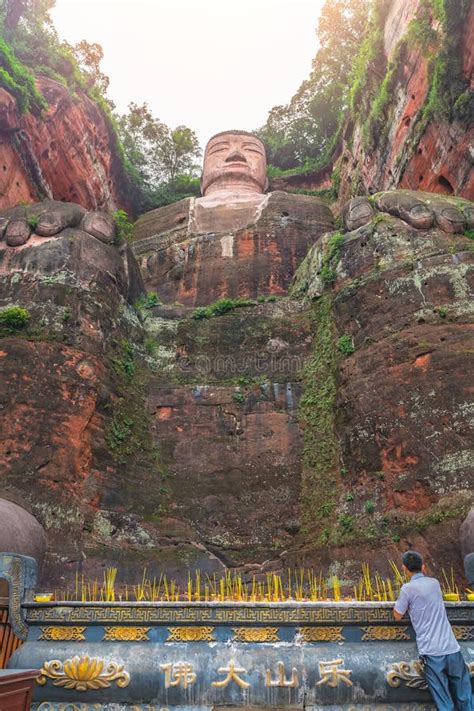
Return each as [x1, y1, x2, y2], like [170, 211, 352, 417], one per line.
[201, 132, 268, 196]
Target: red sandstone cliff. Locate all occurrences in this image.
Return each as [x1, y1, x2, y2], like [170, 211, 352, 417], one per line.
[273, 0, 473, 201]
[0, 76, 131, 212]
[337, 0, 474, 202]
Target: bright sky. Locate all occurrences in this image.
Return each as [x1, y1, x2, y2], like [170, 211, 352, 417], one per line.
[51, 0, 324, 151]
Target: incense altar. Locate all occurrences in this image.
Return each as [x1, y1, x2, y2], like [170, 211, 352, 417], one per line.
[7, 598, 474, 710]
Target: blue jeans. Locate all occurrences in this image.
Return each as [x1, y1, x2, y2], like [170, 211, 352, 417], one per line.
[421, 651, 473, 711]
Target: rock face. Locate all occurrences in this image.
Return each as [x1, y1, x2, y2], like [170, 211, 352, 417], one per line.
[292, 190, 473, 573]
[273, 1, 473, 202]
[0, 200, 155, 586]
[1, 189, 473, 587]
[460, 510, 474, 559]
[146, 301, 313, 567]
[336, 0, 474, 202]
[132, 191, 334, 305]
[0, 77, 131, 212]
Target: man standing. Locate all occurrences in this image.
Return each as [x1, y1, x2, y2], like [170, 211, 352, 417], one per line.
[393, 550, 473, 710]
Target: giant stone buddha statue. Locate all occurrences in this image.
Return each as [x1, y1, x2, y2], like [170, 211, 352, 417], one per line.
[132, 130, 334, 305]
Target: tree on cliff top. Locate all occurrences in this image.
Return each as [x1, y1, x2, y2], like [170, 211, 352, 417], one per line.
[0, 0, 54, 36]
[117, 102, 201, 208]
[0, 2, 201, 211]
[257, 0, 367, 171]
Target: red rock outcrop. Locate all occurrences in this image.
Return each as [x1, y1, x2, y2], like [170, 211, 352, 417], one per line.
[336, 0, 474, 202]
[1, 190, 472, 587]
[0, 77, 131, 212]
[272, 1, 473, 201]
[292, 191, 473, 575]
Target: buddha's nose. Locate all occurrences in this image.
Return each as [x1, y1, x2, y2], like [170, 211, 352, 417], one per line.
[225, 150, 247, 163]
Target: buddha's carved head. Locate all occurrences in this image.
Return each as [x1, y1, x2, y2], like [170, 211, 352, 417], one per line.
[201, 130, 268, 197]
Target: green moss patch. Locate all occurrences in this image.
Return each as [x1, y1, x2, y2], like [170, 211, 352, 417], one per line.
[299, 294, 340, 537]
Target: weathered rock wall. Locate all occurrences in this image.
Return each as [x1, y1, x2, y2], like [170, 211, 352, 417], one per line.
[273, 0, 473, 201]
[1, 190, 472, 587]
[0, 77, 131, 212]
[0, 201, 166, 586]
[290, 191, 474, 574]
[337, 0, 474, 202]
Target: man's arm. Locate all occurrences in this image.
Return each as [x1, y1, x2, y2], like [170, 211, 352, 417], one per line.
[393, 585, 409, 621]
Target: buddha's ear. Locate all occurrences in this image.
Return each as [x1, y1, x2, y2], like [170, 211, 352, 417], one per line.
[264, 177, 270, 192]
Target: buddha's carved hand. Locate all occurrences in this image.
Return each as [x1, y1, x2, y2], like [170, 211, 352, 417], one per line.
[342, 191, 473, 234]
[0, 200, 116, 247]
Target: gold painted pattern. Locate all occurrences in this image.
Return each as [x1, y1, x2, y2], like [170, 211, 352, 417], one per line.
[102, 626, 150, 641]
[452, 625, 474, 641]
[386, 661, 428, 690]
[39, 627, 86, 642]
[361, 626, 410, 641]
[26, 603, 473, 625]
[27, 605, 398, 624]
[166, 626, 215, 642]
[232, 626, 279, 642]
[299, 626, 344, 642]
[37, 705, 103, 710]
[37, 655, 130, 691]
[388, 660, 474, 690]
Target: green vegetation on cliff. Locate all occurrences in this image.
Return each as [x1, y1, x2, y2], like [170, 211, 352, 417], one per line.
[0, 36, 45, 113]
[258, 0, 368, 173]
[0, 0, 202, 213]
[299, 293, 339, 539]
[259, 0, 472, 182]
[0, 304, 30, 331]
[353, 0, 472, 151]
[106, 338, 168, 517]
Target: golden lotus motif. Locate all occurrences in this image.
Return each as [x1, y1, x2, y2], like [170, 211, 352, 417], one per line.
[37, 655, 130, 691]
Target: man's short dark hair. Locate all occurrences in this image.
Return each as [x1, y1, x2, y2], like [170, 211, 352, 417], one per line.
[403, 550, 423, 572]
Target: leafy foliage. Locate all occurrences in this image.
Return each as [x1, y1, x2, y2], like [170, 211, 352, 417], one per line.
[321, 232, 345, 286]
[69, 39, 110, 94]
[0, 1, 202, 213]
[257, 0, 368, 171]
[192, 297, 255, 320]
[300, 294, 339, 537]
[0, 305, 30, 329]
[113, 209, 134, 243]
[117, 102, 202, 208]
[0, 34, 46, 112]
[337, 334, 355, 355]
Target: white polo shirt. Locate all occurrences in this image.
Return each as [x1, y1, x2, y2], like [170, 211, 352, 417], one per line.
[394, 573, 460, 656]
